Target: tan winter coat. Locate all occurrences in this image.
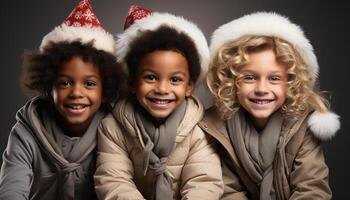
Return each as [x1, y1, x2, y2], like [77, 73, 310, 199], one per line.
[94, 97, 224, 200]
[199, 107, 332, 200]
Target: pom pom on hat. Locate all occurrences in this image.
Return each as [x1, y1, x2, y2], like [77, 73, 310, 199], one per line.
[308, 111, 340, 140]
[210, 12, 341, 137]
[40, 0, 115, 54]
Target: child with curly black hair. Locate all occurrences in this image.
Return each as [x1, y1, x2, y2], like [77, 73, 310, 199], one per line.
[94, 5, 223, 200]
[0, 1, 124, 199]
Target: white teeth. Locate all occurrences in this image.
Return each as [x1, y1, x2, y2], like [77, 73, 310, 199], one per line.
[252, 100, 272, 104]
[152, 99, 171, 104]
[68, 105, 85, 109]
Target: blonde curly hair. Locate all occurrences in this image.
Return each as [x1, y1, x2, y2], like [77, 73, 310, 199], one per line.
[207, 35, 329, 119]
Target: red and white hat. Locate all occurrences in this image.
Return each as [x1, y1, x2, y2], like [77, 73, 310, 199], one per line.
[116, 5, 210, 84]
[40, 0, 115, 54]
[116, 5, 213, 108]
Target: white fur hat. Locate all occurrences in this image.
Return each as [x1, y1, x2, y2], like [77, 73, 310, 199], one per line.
[210, 12, 340, 140]
[39, 0, 115, 54]
[210, 12, 318, 85]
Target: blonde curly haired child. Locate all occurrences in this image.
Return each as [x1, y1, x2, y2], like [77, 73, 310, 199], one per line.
[200, 12, 340, 199]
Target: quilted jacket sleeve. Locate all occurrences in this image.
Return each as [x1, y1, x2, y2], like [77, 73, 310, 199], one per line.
[94, 115, 145, 200]
[179, 126, 224, 200]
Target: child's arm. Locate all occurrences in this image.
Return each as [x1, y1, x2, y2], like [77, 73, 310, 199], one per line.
[0, 125, 33, 199]
[179, 126, 224, 200]
[289, 130, 332, 199]
[94, 115, 145, 200]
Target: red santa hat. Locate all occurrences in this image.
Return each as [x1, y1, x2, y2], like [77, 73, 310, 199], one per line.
[210, 12, 340, 140]
[40, 0, 115, 54]
[116, 5, 213, 108]
[116, 5, 210, 84]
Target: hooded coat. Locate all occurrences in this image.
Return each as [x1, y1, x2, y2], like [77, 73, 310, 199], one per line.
[94, 96, 224, 200]
[0, 96, 102, 200]
[199, 107, 338, 200]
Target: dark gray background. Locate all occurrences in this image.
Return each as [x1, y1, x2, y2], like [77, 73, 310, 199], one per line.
[1, 0, 349, 198]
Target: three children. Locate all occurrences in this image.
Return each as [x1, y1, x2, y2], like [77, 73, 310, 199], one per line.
[0, 2, 340, 200]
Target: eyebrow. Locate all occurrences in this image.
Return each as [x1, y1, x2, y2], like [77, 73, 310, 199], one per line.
[56, 74, 100, 79]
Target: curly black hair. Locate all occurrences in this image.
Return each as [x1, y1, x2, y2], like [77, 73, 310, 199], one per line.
[21, 40, 126, 103]
[125, 25, 201, 84]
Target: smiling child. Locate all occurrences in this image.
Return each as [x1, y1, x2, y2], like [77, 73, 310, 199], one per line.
[0, 1, 123, 199]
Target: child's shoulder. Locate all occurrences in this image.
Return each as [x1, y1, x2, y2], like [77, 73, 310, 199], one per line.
[200, 106, 224, 129]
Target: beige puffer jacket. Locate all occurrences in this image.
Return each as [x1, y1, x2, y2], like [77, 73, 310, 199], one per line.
[94, 97, 224, 200]
[199, 107, 333, 200]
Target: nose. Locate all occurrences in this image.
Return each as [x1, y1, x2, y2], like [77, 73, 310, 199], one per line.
[69, 84, 84, 98]
[254, 80, 269, 95]
[154, 80, 169, 94]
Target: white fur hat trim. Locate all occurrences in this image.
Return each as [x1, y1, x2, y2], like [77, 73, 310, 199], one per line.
[308, 111, 340, 140]
[116, 12, 210, 84]
[210, 12, 319, 85]
[40, 24, 115, 54]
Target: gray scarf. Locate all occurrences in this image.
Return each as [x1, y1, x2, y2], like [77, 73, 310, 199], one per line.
[41, 106, 104, 200]
[135, 100, 187, 200]
[227, 109, 283, 200]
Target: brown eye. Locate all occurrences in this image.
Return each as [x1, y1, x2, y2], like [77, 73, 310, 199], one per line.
[57, 80, 71, 88]
[144, 74, 157, 81]
[85, 80, 97, 88]
[170, 76, 182, 84]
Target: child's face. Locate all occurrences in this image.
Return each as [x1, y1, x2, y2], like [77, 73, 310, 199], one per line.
[52, 56, 102, 131]
[134, 50, 193, 122]
[237, 49, 287, 129]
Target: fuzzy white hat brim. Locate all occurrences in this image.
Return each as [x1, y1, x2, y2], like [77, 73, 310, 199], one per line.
[116, 12, 210, 84]
[210, 12, 319, 85]
[40, 24, 115, 54]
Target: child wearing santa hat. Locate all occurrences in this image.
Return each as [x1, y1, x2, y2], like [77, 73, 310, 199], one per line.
[201, 12, 340, 199]
[94, 5, 223, 200]
[0, 0, 124, 199]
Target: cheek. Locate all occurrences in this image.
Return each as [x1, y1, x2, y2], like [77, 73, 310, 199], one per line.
[236, 84, 251, 97]
[275, 85, 287, 99]
[136, 83, 150, 96]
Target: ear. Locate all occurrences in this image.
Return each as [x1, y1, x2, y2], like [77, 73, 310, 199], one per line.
[185, 81, 194, 97]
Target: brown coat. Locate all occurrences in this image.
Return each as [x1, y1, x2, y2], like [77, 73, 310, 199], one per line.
[94, 97, 224, 200]
[199, 107, 332, 200]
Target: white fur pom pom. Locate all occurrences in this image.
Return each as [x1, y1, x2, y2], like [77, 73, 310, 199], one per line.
[308, 111, 340, 140]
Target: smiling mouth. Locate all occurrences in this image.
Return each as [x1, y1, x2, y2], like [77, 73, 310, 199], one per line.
[147, 98, 174, 105]
[249, 99, 274, 104]
[65, 104, 89, 110]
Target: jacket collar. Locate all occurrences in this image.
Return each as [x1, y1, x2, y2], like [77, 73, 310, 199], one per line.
[199, 107, 259, 193]
[112, 96, 204, 148]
